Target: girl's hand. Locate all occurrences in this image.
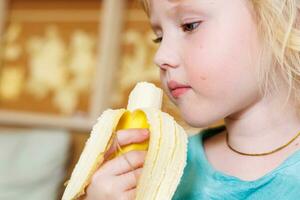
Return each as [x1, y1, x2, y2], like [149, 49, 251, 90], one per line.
[84, 129, 149, 200]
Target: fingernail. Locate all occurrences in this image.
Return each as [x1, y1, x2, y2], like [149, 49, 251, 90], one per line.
[142, 129, 149, 136]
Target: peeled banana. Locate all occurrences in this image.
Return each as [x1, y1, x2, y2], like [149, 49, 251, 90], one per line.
[62, 82, 188, 200]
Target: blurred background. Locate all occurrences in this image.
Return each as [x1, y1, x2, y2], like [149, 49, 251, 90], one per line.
[0, 0, 222, 199]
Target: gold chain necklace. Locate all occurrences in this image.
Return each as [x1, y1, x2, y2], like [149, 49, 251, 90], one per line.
[226, 131, 300, 156]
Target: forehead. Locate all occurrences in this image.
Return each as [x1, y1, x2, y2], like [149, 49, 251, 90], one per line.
[149, 0, 196, 11]
[148, 0, 215, 16]
[149, 0, 214, 23]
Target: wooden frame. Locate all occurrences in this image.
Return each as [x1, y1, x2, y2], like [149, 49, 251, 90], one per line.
[0, 0, 7, 38]
[0, 0, 126, 131]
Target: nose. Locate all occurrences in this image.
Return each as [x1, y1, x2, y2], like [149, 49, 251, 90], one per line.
[154, 38, 180, 71]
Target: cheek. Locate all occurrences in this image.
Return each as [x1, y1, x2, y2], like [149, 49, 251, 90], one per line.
[182, 42, 236, 98]
[183, 16, 260, 98]
[179, 20, 261, 128]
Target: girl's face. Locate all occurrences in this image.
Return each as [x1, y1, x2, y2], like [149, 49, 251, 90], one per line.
[149, 0, 263, 127]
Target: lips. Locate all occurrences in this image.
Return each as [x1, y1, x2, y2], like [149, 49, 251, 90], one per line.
[167, 80, 191, 98]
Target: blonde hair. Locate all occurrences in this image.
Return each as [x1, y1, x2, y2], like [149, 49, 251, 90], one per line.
[251, 0, 300, 111]
[140, 0, 300, 111]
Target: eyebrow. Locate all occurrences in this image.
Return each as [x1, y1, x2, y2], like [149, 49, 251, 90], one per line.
[150, 2, 203, 31]
[174, 4, 203, 16]
[150, 23, 160, 33]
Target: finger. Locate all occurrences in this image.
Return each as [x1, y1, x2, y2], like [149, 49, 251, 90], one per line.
[123, 188, 137, 200]
[118, 167, 143, 190]
[116, 129, 149, 146]
[101, 150, 147, 175]
[104, 129, 149, 160]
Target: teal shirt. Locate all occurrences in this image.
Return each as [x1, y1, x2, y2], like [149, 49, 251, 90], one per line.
[172, 125, 300, 200]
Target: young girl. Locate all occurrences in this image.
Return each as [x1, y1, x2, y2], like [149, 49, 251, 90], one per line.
[84, 0, 300, 199]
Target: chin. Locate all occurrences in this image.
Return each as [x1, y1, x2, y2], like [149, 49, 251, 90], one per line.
[180, 106, 223, 128]
[179, 110, 219, 128]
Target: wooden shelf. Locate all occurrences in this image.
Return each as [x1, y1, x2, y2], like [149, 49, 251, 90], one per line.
[0, 0, 126, 131]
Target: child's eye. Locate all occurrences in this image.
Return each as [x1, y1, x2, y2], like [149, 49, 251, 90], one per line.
[152, 37, 162, 44]
[181, 22, 201, 32]
[151, 22, 201, 44]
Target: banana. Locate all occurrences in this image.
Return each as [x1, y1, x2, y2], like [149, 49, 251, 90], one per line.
[62, 82, 188, 200]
